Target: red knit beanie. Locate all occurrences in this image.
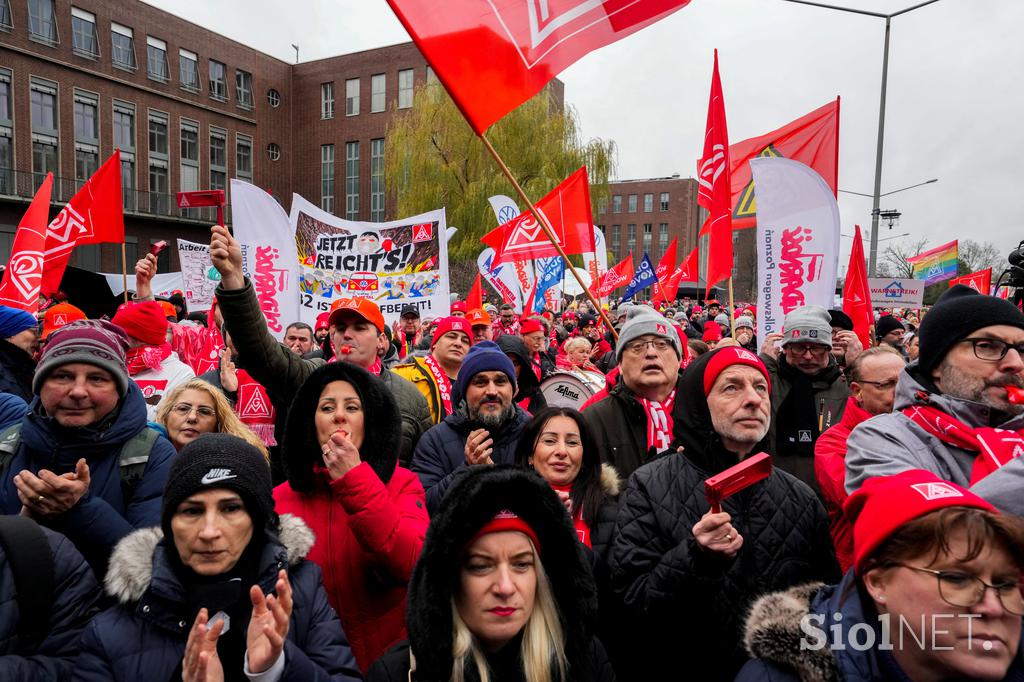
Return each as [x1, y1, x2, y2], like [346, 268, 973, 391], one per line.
[469, 509, 542, 557]
[520, 318, 544, 335]
[112, 301, 169, 346]
[844, 470, 997, 575]
[702, 323, 722, 343]
[431, 316, 472, 348]
[702, 346, 770, 395]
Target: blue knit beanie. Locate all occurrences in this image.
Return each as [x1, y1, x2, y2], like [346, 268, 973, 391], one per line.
[0, 306, 38, 340]
[453, 340, 517, 406]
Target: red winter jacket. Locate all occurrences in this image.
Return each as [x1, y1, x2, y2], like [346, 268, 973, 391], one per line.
[273, 462, 428, 672]
[814, 396, 872, 572]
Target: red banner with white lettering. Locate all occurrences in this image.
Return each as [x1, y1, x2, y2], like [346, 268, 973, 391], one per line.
[386, 0, 692, 134]
[0, 174, 53, 311]
[481, 167, 595, 265]
[696, 50, 733, 291]
[949, 268, 992, 294]
[42, 151, 125, 295]
[843, 225, 873, 350]
[592, 253, 634, 298]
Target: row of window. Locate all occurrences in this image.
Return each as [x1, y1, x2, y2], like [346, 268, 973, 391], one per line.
[13, 0, 255, 110]
[599, 191, 671, 214]
[320, 67, 434, 120]
[600, 223, 671, 258]
[320, 140, 384, 221]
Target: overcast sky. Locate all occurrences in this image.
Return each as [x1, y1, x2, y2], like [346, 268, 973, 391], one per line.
[148, 0, 1024, 274]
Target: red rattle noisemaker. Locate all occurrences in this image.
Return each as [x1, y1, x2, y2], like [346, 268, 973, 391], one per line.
[1006, 386, 1024, 405]
[705, 453, 772, 513]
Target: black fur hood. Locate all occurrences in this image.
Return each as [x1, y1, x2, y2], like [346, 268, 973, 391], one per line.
[282, 361, 401, 491]
[406, 466, 598, 678]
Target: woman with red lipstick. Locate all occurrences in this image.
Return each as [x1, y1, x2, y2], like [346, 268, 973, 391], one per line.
[739, 470, 1024, 681]
[367, 466, 615, 681]
[155, 379, 268, 457]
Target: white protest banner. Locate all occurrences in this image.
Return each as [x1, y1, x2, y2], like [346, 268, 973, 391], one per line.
[477, 248, 522, 311]
[291, 194, 449, 326]
[176, 239, 220, 310]
[582, 225, 609, 287]
[752, 157, 840, 350]
[103, 272, 183, 299]
[487, 194, 536, 306]
[231, 180, 299, 341]
[867, 277, 925, 308]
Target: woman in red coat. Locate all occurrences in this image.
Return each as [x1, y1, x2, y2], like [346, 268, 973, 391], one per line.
[273, 361, 428, 673]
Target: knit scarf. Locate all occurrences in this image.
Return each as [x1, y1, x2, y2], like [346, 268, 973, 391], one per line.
[903, 404, 1024, 484]
[125, 343, 172, 375]
[639, 389, 676, 454]
[423, 354, 453, 416]
[235, 369, 277, 447]
[551, 482, 592, 548]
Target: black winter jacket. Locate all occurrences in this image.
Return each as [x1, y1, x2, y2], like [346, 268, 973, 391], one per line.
[0, 338, 34, 402]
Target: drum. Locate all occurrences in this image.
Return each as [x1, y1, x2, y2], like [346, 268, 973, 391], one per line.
[540, 371, 604, 409]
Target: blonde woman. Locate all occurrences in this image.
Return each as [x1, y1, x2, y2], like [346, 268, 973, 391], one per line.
[367, 466, 614, 681]
[155, 379, 268, 459]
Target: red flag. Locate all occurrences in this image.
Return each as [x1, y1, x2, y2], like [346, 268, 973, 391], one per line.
[466, 274, 483, 310]
[42, 151, 124, 294]
[697, 51, 732, 291]
[523, 278, 539, 317]
[0, 174, 53, 311]
[651, 237, 678, 305]
[842, 225, 873, 350]
[481, 167, 595, 265]
[655, 245, 699, 304]
[950, 268, 992, 294]
[387, 0, 692, 135]
[592, 253, 634, 298]
[678, 245, 699, 282]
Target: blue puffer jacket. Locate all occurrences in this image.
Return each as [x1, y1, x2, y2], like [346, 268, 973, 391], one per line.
[0, 382, 176, 575]
[0, 393, 27, 430]
[0, 524, 100, 680]
[73, 515, 363, 681]
[410, 404, 531, 514]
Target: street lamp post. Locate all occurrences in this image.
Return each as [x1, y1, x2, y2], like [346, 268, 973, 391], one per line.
[779, 0, 942, 276]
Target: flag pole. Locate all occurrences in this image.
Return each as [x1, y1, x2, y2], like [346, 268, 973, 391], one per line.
[727, 276, 736, 338]
[479, 133, 618, 338]
[120, 242, 129, 303]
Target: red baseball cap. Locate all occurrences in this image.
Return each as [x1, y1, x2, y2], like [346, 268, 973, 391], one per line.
[42, 303, 86, 339]
[467, 308, 492, 327]
[432, 316, 473, 348]
[327, 297, 385, 333]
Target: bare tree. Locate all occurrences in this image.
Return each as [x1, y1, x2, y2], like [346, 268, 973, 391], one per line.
[958, 239, 1004, 275]
[882, 237, 930, 279]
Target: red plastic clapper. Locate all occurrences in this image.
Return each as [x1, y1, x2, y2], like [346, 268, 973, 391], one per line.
[704, 453, 772, 513]
[1007, 386, 1024, 405]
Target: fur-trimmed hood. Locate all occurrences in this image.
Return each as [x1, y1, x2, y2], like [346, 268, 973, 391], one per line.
[744, 581, 836, 681]
[105, 513, 315, 604]
[407, 466, 598, 679]
[599, 462, 621, 498]
[282, 361, 401, 491]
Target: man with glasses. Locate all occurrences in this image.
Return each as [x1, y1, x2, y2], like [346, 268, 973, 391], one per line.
[846, 285, 1024, 516]
[584, 309, 685, 478]
[759, 305, 851, 493]
[875, 314, 908, 357]
[815, 347, 906, 571]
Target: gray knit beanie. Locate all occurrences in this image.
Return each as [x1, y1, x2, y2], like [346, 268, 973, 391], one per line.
[616, 311, 682, 360]
[735, 316, 754, 331]
[780, 305, 833, 348]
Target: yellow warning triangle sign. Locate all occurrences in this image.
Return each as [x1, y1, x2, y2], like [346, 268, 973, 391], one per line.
[733, 145, 783, 220]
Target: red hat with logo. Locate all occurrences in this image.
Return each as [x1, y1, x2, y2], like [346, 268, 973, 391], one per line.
[844, 470, 997, 575]
[467, 308, 491, 327]
[327, 297, 385, 333]
[469, 509, 542, 557]
[450, 301, 467, 314]
[519, 318, 544, 335]
[42, 303, 86, 339]
[701, 346, 770, 396]
[111, 301, 169, 346]
[702, 323, 722, 343]
[432, 316, 473, 348]
[315, 311, 330, 332]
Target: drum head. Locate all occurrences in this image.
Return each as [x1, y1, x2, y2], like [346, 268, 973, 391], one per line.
[540, 372, 594, 409]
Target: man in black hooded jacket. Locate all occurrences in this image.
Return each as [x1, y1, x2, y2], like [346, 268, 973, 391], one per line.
[610, 346, 840, 681]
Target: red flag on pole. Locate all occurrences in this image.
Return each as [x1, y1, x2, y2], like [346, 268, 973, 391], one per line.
[592, 253, 635, 299]
[466, 273, 483, 310]
[843, 225, 873, 350]
[697, 50, 733, 292]
[0, 174, 53, 311]
[651, 237, 678, 305]
[481, 167, 595, 265]
[949, 268, 992, 293]
[655, 245, 699, 305]
[678, 245, 699, 282]
[41, 151, 125, 295]
[386, 0, 693, 135]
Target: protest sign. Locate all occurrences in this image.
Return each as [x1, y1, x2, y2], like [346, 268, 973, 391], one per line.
[868, 278, 925, 308]
[176, 239, 220, 310]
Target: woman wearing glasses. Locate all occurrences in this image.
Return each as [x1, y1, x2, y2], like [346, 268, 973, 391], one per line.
[738, 469, 1024, 681]
[155, 379, 268, 457]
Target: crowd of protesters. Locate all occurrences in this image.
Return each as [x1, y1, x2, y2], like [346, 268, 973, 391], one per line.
[0, 223, 1022, 680]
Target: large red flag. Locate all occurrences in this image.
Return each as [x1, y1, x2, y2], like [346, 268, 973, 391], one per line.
[659, 245, 699, 303]
[950, 268, 992, 293]
[651, 237, 678, 305]
[41, 151, 124, 295]
[843, 225, 873, 350]
[481, 167, 595, 265]
[386, 0, 692, 134]
[697, 51, 732, 291]
[466, 273, 483, 310]
[592, 253, 634, 298]
[0, 174, 53, 311]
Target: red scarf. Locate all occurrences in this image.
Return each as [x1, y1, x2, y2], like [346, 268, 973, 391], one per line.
[126, 343, 172, 376]
[235, 369, 277, 447]
[423, 354, 453, 416]
[531, 352, 543, 381]
[640, 389, 677, 454]
[903, 404, 1024, 484]
[551, 482, 592, 548]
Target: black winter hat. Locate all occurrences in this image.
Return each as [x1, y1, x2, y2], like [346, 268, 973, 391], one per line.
[161, 433, 275, 538]
[827, 309, 854, 332]
[918, 284, 1024, 375]
[874, 315, 905, 341]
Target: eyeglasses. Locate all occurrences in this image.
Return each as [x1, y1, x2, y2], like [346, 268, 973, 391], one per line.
[960, 337, 1024, 362]
[785, 343, 829, 357]
[171, 403, 217, 419]
[900, 565, 1024, 615]
[623, 338, 673, 355]
[856, 379, 898, 391]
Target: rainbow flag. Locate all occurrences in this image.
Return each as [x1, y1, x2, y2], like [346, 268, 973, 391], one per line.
[908, 239, 959, 285]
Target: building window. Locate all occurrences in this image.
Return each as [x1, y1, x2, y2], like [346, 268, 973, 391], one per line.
[235, 70, 253, 110]
[0, 0, 11, 29]
[0, 70, 11, 194]
[180, 119, 199, 209]
[597, 197, 607, 215]
[209, 128, 226, 192]
[370, 138, 384, 220]
[643, 193, 653, 213]
[112, 102, 134, 151]
[208, 60, 227, 101]
[236, 134, 252, 181]
[121, 151, 135, 211]
[659, 224, 669, 252]
[147, 110, 168, 214]
[71, 7, 97, 57]
[611, 225, 620, 255]
[266, 142, 280, 161]
[148, 111, 168, 157]
[149, 164, 168, 214]
[111, 23, 136, 70]
[660, 192, 669, 212]
[398, 69, 413, 109]
[321, 82, 334, 119]
[267, 88, 280, 107]
[321, 144, 334, 214]
[28, 0, 57, 43]
[370, 74, 385, 113]
[627, 194, 637, 212]
[612, 195, 622, 213]
[146, 36, 169, 82]
[179, 49, 200, 92]
[642, 223, 652, 252]
[426, 66, 437, 84]
[627, 224, 636, 251]
[345, 141, 359, 219]
[344, 78, 359, 116]
[73, 90, 99, 184]
[30, 78, 58, 187]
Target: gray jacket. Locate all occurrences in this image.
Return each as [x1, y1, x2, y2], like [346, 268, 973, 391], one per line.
[845, 362, 1024, 516]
